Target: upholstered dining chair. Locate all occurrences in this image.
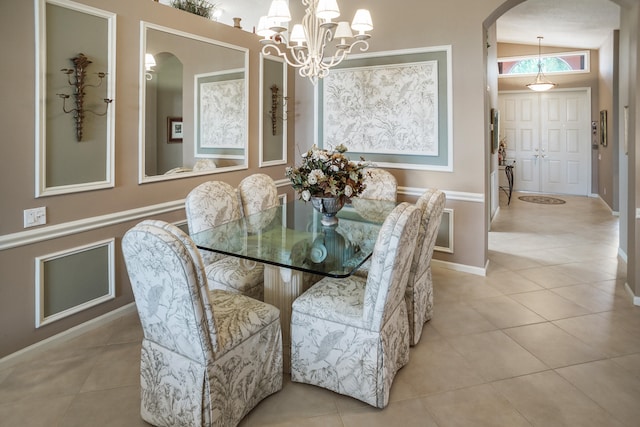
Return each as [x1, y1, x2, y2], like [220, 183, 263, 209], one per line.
[406, 188, 446, 345]
[122, 220, 282, 427]
[359, 167, 398, 202]
[237, 173, 280, 217]
[290, 202, 421, 408]
[354, 189, 446, 345]
[185, 181, 264, 300]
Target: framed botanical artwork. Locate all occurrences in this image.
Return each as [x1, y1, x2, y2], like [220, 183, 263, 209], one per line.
[168, 117, 183, 143]
[319, 46, 453, 172]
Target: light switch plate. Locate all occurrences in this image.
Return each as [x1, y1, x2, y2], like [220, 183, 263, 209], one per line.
[24, 207, 46, 228]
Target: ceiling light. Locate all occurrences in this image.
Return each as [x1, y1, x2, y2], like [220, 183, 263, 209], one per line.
[527, 36, 557, 92]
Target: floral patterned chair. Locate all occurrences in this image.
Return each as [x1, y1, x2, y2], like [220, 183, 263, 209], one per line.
[407, 188, 446, 345]
[238, 173, 279, 216]
[353, 189, 446, 345]
[185, 181, 264, 300]
[359, 168, 398, 202]
[290, 203, 421, 408]
[122, 220, 282, 427]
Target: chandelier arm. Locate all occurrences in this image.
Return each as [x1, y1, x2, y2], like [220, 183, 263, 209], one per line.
[262, 0, 372, 83]
[323, 40, 370, 69]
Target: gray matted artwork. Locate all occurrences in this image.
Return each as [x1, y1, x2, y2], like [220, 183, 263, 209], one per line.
[323, 61, 438, 156]
[199, 78, 245, 149]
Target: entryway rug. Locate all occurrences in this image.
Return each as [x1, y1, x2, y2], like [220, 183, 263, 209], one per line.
[518, 195, 566, 205]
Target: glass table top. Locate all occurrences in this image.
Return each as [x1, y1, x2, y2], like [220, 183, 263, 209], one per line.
[190, 198, 396, 278]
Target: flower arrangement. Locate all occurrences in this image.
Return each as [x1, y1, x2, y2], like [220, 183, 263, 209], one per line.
[498, 137, 507, 165]
[286, 144, 368, 202]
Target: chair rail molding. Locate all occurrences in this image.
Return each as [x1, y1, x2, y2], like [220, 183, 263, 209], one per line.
[0, 200, 184, 251]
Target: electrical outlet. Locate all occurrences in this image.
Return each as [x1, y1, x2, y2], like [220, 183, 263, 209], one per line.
[24, 207, 46, 228]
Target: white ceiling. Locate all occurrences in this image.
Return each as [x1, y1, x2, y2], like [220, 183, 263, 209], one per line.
[497, 0, 621, 49]
[161, 0, 621, 50]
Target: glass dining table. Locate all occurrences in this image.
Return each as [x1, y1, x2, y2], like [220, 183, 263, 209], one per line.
[190, 197, 396, 372]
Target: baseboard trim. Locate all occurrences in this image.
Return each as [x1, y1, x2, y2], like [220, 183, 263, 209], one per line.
[432, 258, 486, 277]
[624, 282, 640, 306]
[0, 303, 136, 369]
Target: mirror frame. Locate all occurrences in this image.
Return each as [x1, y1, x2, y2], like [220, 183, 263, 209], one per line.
[259, 54, 287, 167]
[35, 0, 116, 197]
[138, 21, 249, 183]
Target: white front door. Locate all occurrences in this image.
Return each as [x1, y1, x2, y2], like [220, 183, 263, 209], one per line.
[499, 90, 590, 196]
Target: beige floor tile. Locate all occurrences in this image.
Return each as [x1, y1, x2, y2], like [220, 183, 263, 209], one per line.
[509, 290, 591, 320]
[516, 266, 582, 289]
[60, 385, 149, 427]
[447, 330, 547, 381]
[244, 376, 338, 425]
[550, 261, 619, 284]
[394, 338, 484, 396]
[432, 275, 504, 302]
[429, 302, 497, 337]
[484, 270, 545, 294]
[553, 314, 640, 357]
[550, 284, 629, 313]
[598, 306, 640, 333]
[339, 397, 438, 427]
[421, 384, 531, 427]
[80, 342, 141, 392]
[468, 295, 546, 328]
[503, 322, 607, 368]
[0, 395, 75, 427]
[0, 346, 101, 404]
[493, 370, 624, 427]
[485, 250, 544, 271]
[591, 279, 631, 299]
[556, 359, 640, 427]
[244, 413, 344, 427]
[611, 353, 640, 378]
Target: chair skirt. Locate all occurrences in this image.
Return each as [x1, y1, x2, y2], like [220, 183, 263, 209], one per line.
[290, 282, 410, 408]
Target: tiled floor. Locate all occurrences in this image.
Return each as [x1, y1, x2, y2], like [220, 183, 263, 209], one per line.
[2, 193, 639, 426]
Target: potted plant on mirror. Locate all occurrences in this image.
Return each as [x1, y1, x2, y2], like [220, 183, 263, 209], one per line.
[286, 144, 368, 226]
[170, 0, 218, 19]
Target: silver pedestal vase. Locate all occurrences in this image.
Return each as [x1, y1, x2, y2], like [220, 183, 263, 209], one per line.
[310, 196, 345, 226]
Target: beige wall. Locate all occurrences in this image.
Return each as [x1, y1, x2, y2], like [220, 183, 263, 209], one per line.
[598, 31, 619, 210]
[2, 0, 639, 359]
[0, 0, 294, 358]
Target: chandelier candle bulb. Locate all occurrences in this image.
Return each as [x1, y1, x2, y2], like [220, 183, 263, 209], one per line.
[261, 0, 373, 83]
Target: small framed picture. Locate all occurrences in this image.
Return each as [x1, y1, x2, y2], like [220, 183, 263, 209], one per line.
[168, 117, 183, 143]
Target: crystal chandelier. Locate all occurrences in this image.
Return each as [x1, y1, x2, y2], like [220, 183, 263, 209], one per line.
[257, 0, 373, 84]
[526, 36, 557, 92]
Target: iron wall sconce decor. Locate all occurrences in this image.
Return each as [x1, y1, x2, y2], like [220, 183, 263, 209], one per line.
[269, 84, 288, 136]
[57, 53, 113, 141]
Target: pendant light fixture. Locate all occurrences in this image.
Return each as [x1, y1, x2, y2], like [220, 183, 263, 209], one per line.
[526, 36, 557, 92]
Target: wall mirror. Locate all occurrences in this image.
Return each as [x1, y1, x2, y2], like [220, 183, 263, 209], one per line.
[35, 0, 116, 197]
[140, 22, 248, 182]
[259, 54, 287, 167]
